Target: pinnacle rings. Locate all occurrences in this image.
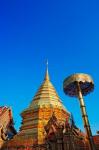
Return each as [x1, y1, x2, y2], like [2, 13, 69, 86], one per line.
[63, 73, 94, 97]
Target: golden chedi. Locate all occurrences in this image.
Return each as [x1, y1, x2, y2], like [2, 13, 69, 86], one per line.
[4, 66, 69, 149]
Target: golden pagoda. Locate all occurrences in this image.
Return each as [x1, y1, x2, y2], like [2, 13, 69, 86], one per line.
[1, 65, 99, 150]
[2, 65, 70, 149]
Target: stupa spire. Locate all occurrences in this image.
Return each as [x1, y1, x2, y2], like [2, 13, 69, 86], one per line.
[44, 60, 50, 81]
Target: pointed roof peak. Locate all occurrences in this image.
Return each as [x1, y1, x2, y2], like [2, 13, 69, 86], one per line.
[44, 60, 50, 81]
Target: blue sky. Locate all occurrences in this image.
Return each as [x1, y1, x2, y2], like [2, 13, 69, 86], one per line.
[0, 0, 99, 135]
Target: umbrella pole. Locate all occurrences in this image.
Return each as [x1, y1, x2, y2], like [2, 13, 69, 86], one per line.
[77, 82, 95, 150]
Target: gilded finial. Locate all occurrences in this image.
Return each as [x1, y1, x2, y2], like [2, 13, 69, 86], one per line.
[46, 59, 48, 73]
[44, 59, 50, 81]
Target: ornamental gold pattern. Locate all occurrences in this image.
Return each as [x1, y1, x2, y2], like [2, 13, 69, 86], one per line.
[6, 67, 70, 148]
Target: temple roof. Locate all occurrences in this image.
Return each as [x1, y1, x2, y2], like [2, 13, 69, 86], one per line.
[0, 106, 9, 117]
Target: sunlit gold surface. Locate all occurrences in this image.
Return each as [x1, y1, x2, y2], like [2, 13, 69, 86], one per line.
[63, 73, 94, 97]
[8, 67, 70, 147]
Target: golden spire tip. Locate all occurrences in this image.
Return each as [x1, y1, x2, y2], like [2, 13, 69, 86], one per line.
[44, 59, 50, 81]
[46, 59, 48, 73]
